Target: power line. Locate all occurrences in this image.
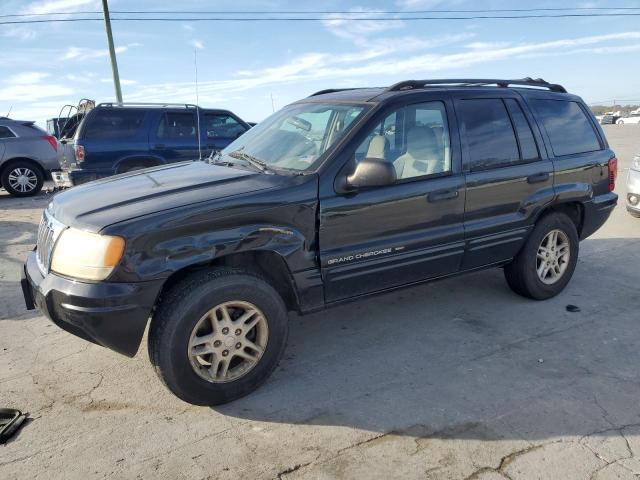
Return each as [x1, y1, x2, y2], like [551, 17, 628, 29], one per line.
[3, 12, 640, 25]
[3, 7, 640, 18]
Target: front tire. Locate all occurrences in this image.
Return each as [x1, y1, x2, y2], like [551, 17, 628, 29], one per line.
[1, 161, 44, 197]
[504, 212, 579, 300]
[148, 267, 289, 405]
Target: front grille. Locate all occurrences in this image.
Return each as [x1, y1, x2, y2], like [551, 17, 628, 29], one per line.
[36, 210, 66, 274]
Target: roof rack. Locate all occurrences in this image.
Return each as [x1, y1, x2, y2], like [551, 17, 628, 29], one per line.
[97, 102, 200, 108]
[386, 78, 567, 93]
[308, 88, 362, 97]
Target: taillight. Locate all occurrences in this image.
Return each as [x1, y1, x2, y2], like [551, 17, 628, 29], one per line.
[608, 157, 618, 192]
[75, 144, 85, 163]
[43, 135, 57, 152]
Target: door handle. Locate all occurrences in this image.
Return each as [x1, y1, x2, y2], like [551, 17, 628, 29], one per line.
[428, 189, 459, 202]
[527, 172, 549, 184]
[154, 144, 166, 150]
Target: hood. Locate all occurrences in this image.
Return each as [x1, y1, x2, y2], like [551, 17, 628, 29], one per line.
[49, 161, 278, 231]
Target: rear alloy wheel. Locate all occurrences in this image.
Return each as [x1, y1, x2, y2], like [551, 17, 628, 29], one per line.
[504, 212, 579, 300]
[1, 162, 44, 197]
[536, 229, 571, 285]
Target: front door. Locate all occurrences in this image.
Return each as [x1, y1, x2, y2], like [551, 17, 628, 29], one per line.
[319, 97, 466, 302]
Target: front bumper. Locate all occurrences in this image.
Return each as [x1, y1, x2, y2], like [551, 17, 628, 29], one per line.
[580, 192, 618, 239]
[51, 170, 73, 189]
[22, 250, 163, 357]
[626, 168, 640, 215]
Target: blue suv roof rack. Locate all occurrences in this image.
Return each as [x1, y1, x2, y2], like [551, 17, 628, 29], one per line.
[386, 77, 567, 93]
[96, 102, 200, 108]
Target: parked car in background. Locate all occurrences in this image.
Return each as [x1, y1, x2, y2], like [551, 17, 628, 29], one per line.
[616, 114, 640, 125]
[22, 77, 617, 405]
[56, 103, 251, 187]
[627, 152, 640, 217]
[0, 117, 61, 197]
[600, 112, 621, 125]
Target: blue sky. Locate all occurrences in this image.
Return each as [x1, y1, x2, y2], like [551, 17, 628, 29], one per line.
[1, 0, 640, 127]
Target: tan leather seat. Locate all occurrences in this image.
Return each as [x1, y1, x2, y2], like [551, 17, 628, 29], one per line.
[366, 135, 388, 160]
[393, 127, 443, 179]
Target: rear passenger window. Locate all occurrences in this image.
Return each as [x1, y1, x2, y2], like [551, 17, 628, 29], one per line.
[505, 99, 539, 161]
[531, 99, 601, 156]
[158, 112, 197, 139]
[0, 126, 16, 138]
[457, 99, 519, 170]
[83, 109, 145, 140]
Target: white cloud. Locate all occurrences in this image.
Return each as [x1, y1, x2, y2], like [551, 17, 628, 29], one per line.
[21, 0, 99, 15]
[100, 78, 137, 86]
[395, 0, 465, 9]
[0, 84, 74, 102]
[62, 43, 141, 60]
[125, 30, 640, 105]
[1, 26, 38, 41]
[323, 8, 404, 44]
[191, 40, 205, 50]
[182, 24, 194, 31]
[6, 72, 50, 84]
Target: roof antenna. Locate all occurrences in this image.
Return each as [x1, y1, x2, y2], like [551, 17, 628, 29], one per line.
[6, 106, 12, 118]
[194, 47, 202, 161]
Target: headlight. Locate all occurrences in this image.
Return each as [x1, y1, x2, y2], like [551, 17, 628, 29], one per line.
[51, 228, 125, 281]
[632, 154, 640, 172]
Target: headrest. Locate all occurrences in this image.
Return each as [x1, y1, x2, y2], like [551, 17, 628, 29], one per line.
[366, 135, 387, 160]
[406, 127, 437, 154]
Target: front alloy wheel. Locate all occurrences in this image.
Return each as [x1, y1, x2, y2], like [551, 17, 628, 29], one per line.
[149, 267, 289, 405]
[188, 301, 268, 383]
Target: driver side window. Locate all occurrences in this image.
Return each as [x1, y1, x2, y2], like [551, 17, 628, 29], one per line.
[355, 102, 451, 181]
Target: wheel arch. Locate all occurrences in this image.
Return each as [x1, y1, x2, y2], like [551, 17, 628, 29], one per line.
[155, 249, 301, 314]
[1, 156, 47, 178]
[535, 201, 584, 237]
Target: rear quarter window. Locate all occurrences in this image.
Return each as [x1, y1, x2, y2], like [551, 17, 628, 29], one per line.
[83, 109, 146, 140]
[530, 99, 601, 157]
[0, 126, 16, 138]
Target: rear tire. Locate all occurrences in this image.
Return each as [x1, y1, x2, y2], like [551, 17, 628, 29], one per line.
[1, 160, 44, 197]
[148, 267, 289, 405]
[504, 212, 579, 300]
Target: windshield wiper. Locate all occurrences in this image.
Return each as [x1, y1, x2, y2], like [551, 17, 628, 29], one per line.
[228, 150, 274, 174]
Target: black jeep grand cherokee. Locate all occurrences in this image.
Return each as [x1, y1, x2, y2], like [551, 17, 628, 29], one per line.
[22, 78, 618, 405]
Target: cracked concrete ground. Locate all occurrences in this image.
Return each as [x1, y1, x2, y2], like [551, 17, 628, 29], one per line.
[1, 125, 640, 480]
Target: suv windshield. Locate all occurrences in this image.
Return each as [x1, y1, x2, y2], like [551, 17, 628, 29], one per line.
[219, 103, 367, 172]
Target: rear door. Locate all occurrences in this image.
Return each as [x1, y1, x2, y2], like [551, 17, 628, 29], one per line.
[452, 91, 555, 269]
[319, 95, 466, 302]
[150, 110, 202, 162]
[79, 108, 148, 173]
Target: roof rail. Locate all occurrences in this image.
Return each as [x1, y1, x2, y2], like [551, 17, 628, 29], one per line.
[96, 102, 200, 108]
[308, 88, 361, 97]
[386, 78, 567, 93]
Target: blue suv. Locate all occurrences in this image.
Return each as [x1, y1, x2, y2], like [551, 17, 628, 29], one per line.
[58, 103, 250, 186]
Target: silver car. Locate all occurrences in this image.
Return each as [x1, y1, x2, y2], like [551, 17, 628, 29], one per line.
[627, 152, 640, 217]
[0, 117, 62, 197]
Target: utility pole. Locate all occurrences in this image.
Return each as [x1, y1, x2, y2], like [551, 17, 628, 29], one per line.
[102, 0, 122, 103]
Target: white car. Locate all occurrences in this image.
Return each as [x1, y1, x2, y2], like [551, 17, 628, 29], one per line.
[627, 152, 640, 217]
[617, 114, 640, 125]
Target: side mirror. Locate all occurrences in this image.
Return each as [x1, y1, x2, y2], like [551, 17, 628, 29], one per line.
[346, 157, 396, 189]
